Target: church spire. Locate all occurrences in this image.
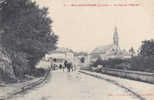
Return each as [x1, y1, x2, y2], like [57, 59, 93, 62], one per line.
[113, 26, 119, 47]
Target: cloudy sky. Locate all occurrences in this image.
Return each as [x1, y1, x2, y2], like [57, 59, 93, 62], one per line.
[35, 0, 154, 52]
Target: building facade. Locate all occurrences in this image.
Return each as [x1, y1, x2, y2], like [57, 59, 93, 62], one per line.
[89, 27, 131, 62]
[45, 48, 74, 66]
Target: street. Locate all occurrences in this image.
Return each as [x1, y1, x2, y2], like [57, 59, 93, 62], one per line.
[10, 69, 140, 100]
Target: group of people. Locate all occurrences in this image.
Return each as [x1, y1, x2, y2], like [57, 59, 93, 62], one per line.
[63, 60, 74, 72]
[50, 59, 76, 72]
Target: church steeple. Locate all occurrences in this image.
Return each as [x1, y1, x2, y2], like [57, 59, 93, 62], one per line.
[113, 26, 119, 47]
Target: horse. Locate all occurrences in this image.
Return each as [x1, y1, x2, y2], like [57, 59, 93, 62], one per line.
[66, 62, 73, 72]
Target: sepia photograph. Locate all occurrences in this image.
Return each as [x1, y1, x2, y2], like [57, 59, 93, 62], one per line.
[0, 0, 154, 100]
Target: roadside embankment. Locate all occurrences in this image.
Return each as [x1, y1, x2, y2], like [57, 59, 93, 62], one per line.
[101, 67, 154, 84]
[82, 66, 154, 84]
[0, 68, 51, 100]
[79, 70, 154, 100]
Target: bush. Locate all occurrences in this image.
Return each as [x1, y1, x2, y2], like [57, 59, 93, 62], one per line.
[140, 39, 154, 56]
[0, 69, 16, 83]
[91, 58, 130, 70]
[130, 55, 154, 72]
[115, 62, 131, 70]
[91, 59, 104, 67]
[91, 55, 154, 73]
[104, 58, 129, 67]
[30, 68, 46, 77]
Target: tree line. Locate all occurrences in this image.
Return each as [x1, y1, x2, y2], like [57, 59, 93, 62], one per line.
[0, 0, 58, 81]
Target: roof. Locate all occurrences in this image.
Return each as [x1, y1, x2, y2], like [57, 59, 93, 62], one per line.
[91, 44, 114, 54]
[74, 52, 88, 56]
[90, 44, 131, 60]
[49, 47, 74, 54]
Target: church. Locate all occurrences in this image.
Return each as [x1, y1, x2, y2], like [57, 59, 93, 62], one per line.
[89, 27, 131, 62]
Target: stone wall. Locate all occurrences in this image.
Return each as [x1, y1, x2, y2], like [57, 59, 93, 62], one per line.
[101, 67, 154, 84]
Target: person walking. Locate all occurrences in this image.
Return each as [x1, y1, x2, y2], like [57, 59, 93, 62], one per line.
[62, 64, 65, 72]
[64, 60, 67, 67]
[50, 58, 53, 70]
[63, 60, 68, 72]
[59, 64, 62, 69]
[70, 62, 73, 72]
[67, 62, 71, 72]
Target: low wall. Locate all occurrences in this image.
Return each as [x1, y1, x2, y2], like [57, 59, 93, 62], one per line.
[1, 68, 51, 100]
[101, 68, 154, 84]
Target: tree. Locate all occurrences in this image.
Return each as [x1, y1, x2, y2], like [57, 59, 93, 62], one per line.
[140, 39, 154, 57]
[128, 39, 154, 73]
[0, 0, 58, 77]
[91, 56, 103, 67]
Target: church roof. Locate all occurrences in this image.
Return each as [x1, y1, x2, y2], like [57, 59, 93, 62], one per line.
[91, 44, 115, 54]
[90, 44, 131, 60]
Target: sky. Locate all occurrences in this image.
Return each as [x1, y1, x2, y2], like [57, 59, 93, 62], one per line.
[35, 0, 154, 52]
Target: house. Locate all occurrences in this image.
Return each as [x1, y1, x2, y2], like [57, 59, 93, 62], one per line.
[45, 47, 74, 66]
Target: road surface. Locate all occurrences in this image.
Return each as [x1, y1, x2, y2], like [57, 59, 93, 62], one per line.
[11, 70, 140, 100]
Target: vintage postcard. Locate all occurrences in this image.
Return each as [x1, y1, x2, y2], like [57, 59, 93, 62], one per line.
[0, 0, 154, 100]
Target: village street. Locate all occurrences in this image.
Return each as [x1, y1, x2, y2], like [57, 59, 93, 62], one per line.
[10, 69, 141, 100]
